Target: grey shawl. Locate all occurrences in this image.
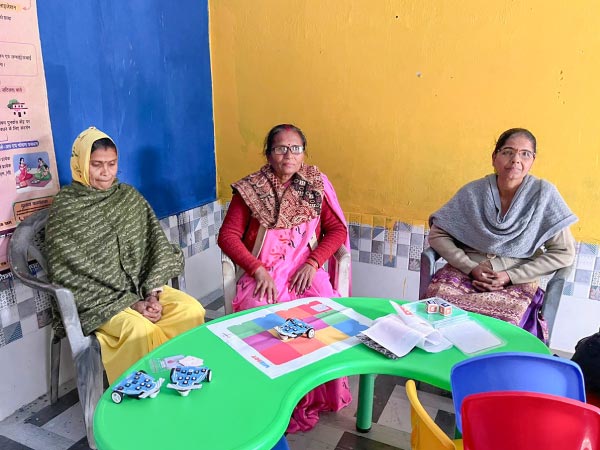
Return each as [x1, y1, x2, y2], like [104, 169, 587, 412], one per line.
[429, 174, 577, 258]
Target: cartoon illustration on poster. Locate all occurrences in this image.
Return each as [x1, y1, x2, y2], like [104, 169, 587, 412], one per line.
[0, 0, 59, 270]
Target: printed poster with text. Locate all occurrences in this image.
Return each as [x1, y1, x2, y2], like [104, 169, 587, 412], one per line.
[0, 0, 58, 270]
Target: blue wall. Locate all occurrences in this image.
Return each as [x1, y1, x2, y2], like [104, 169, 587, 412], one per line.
[37, 0, 215, 217]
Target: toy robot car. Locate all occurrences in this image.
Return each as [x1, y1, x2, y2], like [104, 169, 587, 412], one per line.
[111, 370, 164, 404]
[274, 318, 316, 341]
[166, 365, 212, 396]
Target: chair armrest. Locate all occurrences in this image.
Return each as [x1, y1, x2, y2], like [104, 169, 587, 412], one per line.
[542, 264, 572, 339]
[221, 252, 237, 315]
[10, 260, 89, 354]
[331, 244, 350, 297]
[419, 247, 440, 299]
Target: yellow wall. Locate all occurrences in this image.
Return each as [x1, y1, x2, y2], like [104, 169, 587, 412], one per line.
[210, 0, 600, 242]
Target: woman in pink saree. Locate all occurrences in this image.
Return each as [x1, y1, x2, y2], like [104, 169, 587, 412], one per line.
[16, 157, 34, 186]
[218, 123, 351, 433]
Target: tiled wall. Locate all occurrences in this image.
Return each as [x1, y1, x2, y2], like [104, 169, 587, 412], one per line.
[0, 200, 595, 350]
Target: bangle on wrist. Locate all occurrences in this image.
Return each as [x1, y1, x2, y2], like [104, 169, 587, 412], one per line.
[306, 258, 319, 269]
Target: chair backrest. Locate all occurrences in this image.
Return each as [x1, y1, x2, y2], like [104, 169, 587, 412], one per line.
[8, 208, 50, 281]
[451, 351, 586, 433]
[405, 379, 458, 450]
[462, 391, 600, 450]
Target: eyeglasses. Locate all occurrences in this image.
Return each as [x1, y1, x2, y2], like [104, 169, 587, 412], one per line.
[496, 147, 536, 160]
[271, 145, 304, 155]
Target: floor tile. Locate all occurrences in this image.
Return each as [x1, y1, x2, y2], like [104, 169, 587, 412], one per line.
[0, 434, 35, 450]
[41, 403, 86, 442]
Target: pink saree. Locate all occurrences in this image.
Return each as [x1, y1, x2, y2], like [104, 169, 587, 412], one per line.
[232, 174, 352, 433]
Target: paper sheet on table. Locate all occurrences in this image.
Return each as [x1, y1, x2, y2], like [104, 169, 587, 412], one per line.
[359, 302, 452, 358]
[440, 319, 504, 354]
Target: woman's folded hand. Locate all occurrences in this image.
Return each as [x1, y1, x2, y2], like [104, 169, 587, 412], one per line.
[471, 265, 510, 292]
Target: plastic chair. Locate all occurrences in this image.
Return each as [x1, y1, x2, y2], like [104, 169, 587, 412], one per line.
[221, 244, 350, 315]
[272, 435, 290, 450]
[9, 209, 103, 449]
[405, 380, 464, 450]
[9, 209, 181, 449]
[450, 351, 586, 433]
[461, 391, 600, 450]
[419, 246, 572, 340]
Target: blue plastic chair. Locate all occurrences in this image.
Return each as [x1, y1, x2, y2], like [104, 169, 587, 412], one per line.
[450, 351, 586, 433]
[272, 435, 290, 450]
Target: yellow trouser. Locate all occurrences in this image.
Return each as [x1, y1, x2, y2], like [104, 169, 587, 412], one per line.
[95, 285, 205, 383]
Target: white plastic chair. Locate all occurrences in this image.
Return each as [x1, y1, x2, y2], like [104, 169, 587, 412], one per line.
[221, 244, 350, 314]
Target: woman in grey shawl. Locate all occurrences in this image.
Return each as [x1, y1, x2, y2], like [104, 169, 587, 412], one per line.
[426, 128, 577, 340]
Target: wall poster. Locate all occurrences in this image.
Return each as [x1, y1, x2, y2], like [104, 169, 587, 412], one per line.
[0, 0, 58, 270]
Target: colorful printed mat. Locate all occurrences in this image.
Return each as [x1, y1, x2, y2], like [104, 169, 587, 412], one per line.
[207, 297, 373, 378]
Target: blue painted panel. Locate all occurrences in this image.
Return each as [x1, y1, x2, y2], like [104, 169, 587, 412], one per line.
[37, 0, 215, 217]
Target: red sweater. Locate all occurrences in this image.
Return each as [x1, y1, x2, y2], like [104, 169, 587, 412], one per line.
[218, 193, 347, 276]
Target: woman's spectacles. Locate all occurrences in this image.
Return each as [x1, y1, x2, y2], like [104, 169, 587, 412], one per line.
[271, 145, 304, 155]
[496, 147, 536, 160]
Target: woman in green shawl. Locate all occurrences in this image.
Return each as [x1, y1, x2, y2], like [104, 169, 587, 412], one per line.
[45, 127, 205, 383]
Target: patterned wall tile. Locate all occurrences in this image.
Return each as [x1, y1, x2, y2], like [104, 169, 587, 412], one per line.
[576, 254, 595, 271]
[370, 253, 383, 266]
[397, 230, 411, 246]
[396, 256, 409, 270]
[383, 242, 396, 257]
[19, 311, 38, 333]
[359, 251, 370, 263]
[371, 240, 384, 254]
[575, 269, 592, 285]
[372, 227, 385, 242]
[384, 229, 398, 245]
[37, 308, 52, 328]
[0, 287, 16, 310]
[4, 322, 22, 344]
[580, 243, 598, 255]
[1, 305, 19, 327]
[396, 244, 409, 258]
[383, 255, 397, 268]
[562, 282, 574, 296]
[358, 238, 371, 252]
[590, 286, 600, 301]
[360, 226, 371, 240]
[17, 298, 36, 318]
[396, 221, 411, 232]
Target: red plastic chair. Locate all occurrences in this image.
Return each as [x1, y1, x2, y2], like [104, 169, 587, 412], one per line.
[462, 391, 600, 450]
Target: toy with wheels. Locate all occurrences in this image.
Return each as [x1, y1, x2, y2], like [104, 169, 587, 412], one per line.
[166, 365, 212, 396]
[111, 370, 164, 404]
[274, 318, 316, 341]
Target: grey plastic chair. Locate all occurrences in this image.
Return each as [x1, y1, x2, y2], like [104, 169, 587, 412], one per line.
[419, 246, 572, 340]
[221, 244, 351, 315]
[8, 208, 102, 449]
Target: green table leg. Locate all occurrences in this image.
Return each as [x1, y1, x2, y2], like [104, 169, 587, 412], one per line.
[356, 374, 375, 432]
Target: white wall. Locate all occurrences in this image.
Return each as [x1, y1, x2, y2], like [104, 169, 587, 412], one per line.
[0, 327, 74, 419]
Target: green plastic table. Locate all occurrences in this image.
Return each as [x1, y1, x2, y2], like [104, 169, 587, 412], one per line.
[93, 297, 550, 449]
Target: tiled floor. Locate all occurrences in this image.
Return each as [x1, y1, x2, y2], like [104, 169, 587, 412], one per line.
[0, 295, 457, 450]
